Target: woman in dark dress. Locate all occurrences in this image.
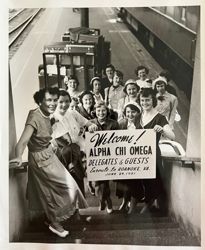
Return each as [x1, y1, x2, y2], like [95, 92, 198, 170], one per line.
[78, 90, 96, 120]
[116, 102, 144, 214]
[135, 88, 175, 213]
[101, 64, 115, 91]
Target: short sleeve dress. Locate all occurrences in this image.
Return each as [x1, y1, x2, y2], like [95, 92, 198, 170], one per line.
[26, 108, 88, 223]
[135, 112, 168, 202]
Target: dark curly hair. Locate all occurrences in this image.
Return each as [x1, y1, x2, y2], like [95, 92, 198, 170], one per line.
[123, 103, 141, 116]
[137, 88, 157, 108]
[114, 70, 124, 79]
[79, 90, 95, 108]
[135, 65, 149, 76]
[103, 64, 115, 75]
[59, 89, 71, 102]
[153, 80, 167, 92]
[159, 70, 171, 82]
[65, 75, 80, 90]
[33, 87, 59, 105]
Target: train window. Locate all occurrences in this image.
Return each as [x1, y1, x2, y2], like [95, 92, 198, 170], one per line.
[159, 6, 167, 13]
[127, 13, 131, 24]
[131, 18, 138, 32]
[181, 7, 186, 22]
[45, 54, 56, 65]
[166, 6, 175, 18]
[149, 33, 154, 48]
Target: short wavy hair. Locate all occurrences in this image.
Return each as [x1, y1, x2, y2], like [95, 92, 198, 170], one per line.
[114, 70, 124, 79]
[123, 103, 141, 116]
[93, 101, 110, 118]
[137, 88, 157, 108]
[103, 64, 115, 75]
[65, 75, 80, 88]
[79, 90, 95, 108]
[33, 87, 59, 105]
[58, 89, 71, 102]
[135, 65, 149, 76]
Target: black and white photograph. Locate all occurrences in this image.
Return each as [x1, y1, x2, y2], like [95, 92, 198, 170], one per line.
[2, 0, 204, 249]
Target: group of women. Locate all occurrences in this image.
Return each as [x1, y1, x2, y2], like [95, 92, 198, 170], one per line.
[10, 63, 177, 238]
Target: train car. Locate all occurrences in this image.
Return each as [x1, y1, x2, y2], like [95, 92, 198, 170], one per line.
[121, 6, 200, 99]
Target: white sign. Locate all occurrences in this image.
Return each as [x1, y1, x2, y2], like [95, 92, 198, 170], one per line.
[85, 129, 156, 181]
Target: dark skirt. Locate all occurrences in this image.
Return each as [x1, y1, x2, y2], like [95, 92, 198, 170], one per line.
[95, 181, 111, 201]
[142, 160, 166, 203]
[116, 179, 144, 200]
[56, 142, 85, 196]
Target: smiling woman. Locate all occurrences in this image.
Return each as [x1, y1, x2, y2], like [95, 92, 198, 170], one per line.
[89, 101, 119, 214]
[133, 88, 175, 214]
[9, 87, 88, 238]
[34, 88, 59, 115]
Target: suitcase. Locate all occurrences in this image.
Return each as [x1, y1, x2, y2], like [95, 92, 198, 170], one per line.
[64, 44, 95, 54]
[69, 27, 100, 42]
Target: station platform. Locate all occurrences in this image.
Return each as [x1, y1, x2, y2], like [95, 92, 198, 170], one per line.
[10, 7, 189, 150]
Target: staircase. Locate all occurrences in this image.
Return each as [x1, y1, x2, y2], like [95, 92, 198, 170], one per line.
[19, 184, 200, 246]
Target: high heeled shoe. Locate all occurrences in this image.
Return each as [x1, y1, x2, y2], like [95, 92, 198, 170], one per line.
[119, 198, 129, 212]
[140, 198, 155, 214]
[127, 197, 137, 214]
[106, 197, 113, 214]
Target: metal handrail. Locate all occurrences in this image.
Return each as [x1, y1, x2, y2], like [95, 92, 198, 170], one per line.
[9, 161, 28, 173]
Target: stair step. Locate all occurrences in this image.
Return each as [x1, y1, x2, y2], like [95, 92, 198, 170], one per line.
[27, 221, 179, 233]
[26, 212, 174, 233]
[20, 227, 200, 246]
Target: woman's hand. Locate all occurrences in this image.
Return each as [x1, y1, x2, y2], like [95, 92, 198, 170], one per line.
[9, 157, 22, 167]
[88, 123, 98, 133]
[154, 124, 175, 140]
[153, 125, 163, 133]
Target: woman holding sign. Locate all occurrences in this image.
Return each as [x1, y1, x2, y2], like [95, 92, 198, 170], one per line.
[90, 101, 119, 214]
[116, 102, 144, 214]
[136, 88, 175, 214]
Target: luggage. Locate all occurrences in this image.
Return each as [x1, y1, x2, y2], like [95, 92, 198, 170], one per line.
[64, 44, 95, 54]
[40, 27, 111, 89]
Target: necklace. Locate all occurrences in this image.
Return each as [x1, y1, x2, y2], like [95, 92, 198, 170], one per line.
[38, 107, 50, 118]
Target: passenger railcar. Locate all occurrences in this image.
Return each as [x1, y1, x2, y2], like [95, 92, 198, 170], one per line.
[121, 6, 200, 98]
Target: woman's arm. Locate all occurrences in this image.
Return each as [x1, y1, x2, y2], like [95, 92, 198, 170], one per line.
[154, 124, 175, 140]
[10, 125, 34, 166]
[169, 96, 178, 127]
[117, 98, 125, 121]
[104, 87, 109, 106]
